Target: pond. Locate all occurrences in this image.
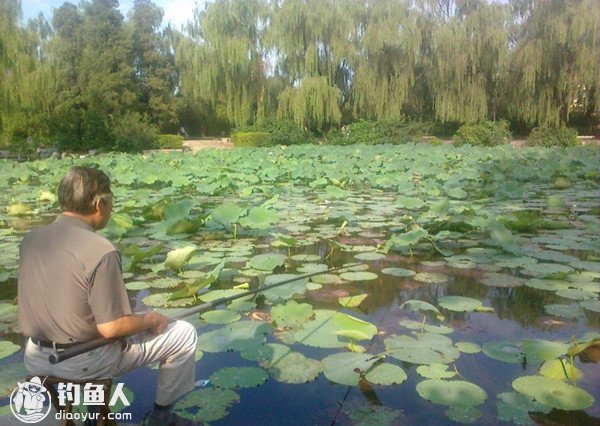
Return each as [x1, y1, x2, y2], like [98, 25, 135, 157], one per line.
[0, 145, 598, 425]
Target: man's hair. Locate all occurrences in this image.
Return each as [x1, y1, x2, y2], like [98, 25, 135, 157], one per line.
[58, 166, 112, 214]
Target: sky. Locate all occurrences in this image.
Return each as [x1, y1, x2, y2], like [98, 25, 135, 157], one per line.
[20, 0, 205, 30]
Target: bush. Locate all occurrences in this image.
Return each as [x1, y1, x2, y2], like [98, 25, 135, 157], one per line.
[236, 118, 313, 145]
[111, 113, 159, 152]
[231, 131, 272, 147]
[527, 126, 579, 147]
[422, 136, 444, 146]
[154, 134, 184, 149]
[453, 120, 511, 146]
[326, 119, 425, 145]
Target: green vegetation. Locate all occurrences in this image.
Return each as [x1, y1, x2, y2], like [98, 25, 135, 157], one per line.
[154, 134, 184, 149]
[1, 0, 597, 151]
[528, 126, 580, 147]
[453, 120, 512, 147]
[231, 131, 272, 147]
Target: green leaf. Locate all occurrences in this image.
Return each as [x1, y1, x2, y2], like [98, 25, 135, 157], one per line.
[338, 294, 368, 307]
[239, 206, 279, 229]
[416, 379, 487, 406]
[339, 271, 378, 281]
[438, 296, 483, 312]
[247, 253, 286, 271]
[365, 363, 407, 385]
[322, 352, 380, 386]
[539, 359, 582, 382]
[416, 363, 456, 379]
[271, 301, 314, 329]
[295, 310, 377, 348]
[0, 341, 20, 359]
[174, 388, 240, 423]
[211, 203, 246, 225]
[521, 339, 569, 361]
[482, 341, 524, 364]
[210, 367, 268, 388]
[164, 246, 197, 270]
[512, 376, 595, 410]
[201, 310, 241, 324]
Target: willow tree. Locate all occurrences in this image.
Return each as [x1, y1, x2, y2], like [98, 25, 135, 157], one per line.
[0, 0, 55, 143]
[277, 76, 342, 131]
[507, 0, 598, 126]
[176, 0, 269, 126]
[350, 0, 421, 121]
[421, 0, 509, 122]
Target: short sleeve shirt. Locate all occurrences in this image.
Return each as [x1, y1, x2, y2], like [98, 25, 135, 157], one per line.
[18, 215, 132, 343]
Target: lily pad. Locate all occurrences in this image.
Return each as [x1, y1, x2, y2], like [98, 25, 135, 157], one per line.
[381, 268, 416, 277]
[0, 362, 28, 397]
[339, 294, 368, 308]
[544, 303, 585, 319]
[521, 339, 569, 361]
[438, 296, 483, 312]
[125, 281, 150, 291]
[0, 341, 20, 360]
[322, 352, 380, 386]
[482, 341, 524, 364]
[416, 363, 456, 379]
[271, 300, 314, 329]
[174, 388, 240, 423]
[364, 363, 407, 385]
[414, 272, 448, 284]
[455, 342, 482, 354]
[295, 310, 377, 348]
[354, 252, 386, 261]
[291, 254, 321, 262]
[398, 319, 453, 334]
[580, 299, 600, 313]
[416, 379, 487, 406]
[261, 274, 309, 302]
[539, 359, 582, 382]
[311, 273, 342, 285]
[385, 333, 459, 365]
[339, 271, 379, 281]
[522, 263, 574, 278]
[496, 391, 552, 425]
[247, 253, 286, 271]
[239, 206, 278, 229]
[445, 405, 481, 424]
[196, 321, 270, 352]
[512, 376, 595, 410]
[210, 367, 268, 388]
[525, 278, 571, 291]
[263, 351, 323, 384]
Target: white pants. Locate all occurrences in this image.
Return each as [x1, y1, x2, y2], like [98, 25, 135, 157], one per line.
[24, 321, 197, 406]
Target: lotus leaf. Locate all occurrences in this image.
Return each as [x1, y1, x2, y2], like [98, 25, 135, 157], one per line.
[211, 203, 246, 225]
[201, 310, 241, 324]
[164, 246, 197, 270]
[544, 303, 585, 319]
[296, 263, 329, 273]
[199, 289, 247, 303]
[416, 379, 487, 406]
[555, 289, 596, 300]
[338, 294, 368, 308]
[444, 405, 481, 424]
[142, 293, 195, 308]
[539, 359, 582, 382]
[311, 273, 341, 284]
[174, 388, 240, 422]
[547, 195, 566, 208]
[196, 320, 270, 352]
[580, 299, 600, 313]
[455, 342, 482, 354]
[239, 206, 278, 229]
[512, 376, 595, 410]
[525, 278, 571, 291]
[496, 391, 552, 425]
[264, 351, 323, 384]
[399, 300, 442, 316]
[381, 268, 416, 277]
[241, 343, 290, 362]
[148, 277, 181, 289]
[385, 333, 459, 365]
[365, 363, 407, 385]
[295, 310, 377, 348]
[322, 352, 380, 386]
[339, 271, 378, 281]
[354, 252, 385, 261]
[481, 341, 524, 364]
[290, 254, 321, 262]
[522, 263, 574, 278]
[438, 296, 483, 312]
[416, 363, 456, 379]
[344, 402, 403, 426]
[0, 341, 20, 360]
[481, 272, 525, 288]
[125, 281, 150, 291]
[7, 203, 31, 216]
[396, 195, 425, 209]
[0, 304, 18, 323]
[521, 339, 569, 361]
[247, 253, 286, 271]
[210, 367, 268, 388]
[414, 272, 448, 284]
[271, 300, 314, 329]
[261, 274, 309, 302]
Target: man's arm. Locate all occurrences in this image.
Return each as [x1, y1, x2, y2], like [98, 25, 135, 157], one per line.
[96, 311, 168, 339]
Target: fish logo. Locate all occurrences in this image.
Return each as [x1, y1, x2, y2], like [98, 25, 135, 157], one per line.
[10, 376, 51, 423]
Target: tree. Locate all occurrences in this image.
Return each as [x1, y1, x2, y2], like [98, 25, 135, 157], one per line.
[176, 0, 269, 127]
[507, 0, 598, 126]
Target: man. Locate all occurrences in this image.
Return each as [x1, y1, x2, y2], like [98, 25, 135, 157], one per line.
[18, 166, 199, 426]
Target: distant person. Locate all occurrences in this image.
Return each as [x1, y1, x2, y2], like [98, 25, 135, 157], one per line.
[179, 126, 188, 139]
[18, 166, 199, 426]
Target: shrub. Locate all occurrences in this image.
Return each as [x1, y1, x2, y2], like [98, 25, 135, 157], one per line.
[111, 113, 159, 152]
[154, 134, 184, 149]
[527, 126, 579, 147]
[453, 120, 511, 146]
[326, 119, 425, 145]
[235, 118, 313, 145]
[422, 136, 444, 146]
[231, 131, 272, 147]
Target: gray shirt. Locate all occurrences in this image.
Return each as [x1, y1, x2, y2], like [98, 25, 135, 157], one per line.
[18, 215, 132, 343]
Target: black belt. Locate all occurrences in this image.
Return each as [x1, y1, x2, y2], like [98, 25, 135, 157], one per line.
[31, 338, 80, 350]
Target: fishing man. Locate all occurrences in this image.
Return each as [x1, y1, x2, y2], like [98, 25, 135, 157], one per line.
[18, 166, 199, 426]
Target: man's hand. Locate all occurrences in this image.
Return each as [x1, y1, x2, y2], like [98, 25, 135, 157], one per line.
[97, 311, 169, 339]
[146, 311, 169, 335]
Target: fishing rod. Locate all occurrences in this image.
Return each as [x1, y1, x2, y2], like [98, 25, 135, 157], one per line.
[49, 263, 362, 364]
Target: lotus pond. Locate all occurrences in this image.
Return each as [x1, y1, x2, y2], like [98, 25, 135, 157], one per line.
[0, 144, 599, 425]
